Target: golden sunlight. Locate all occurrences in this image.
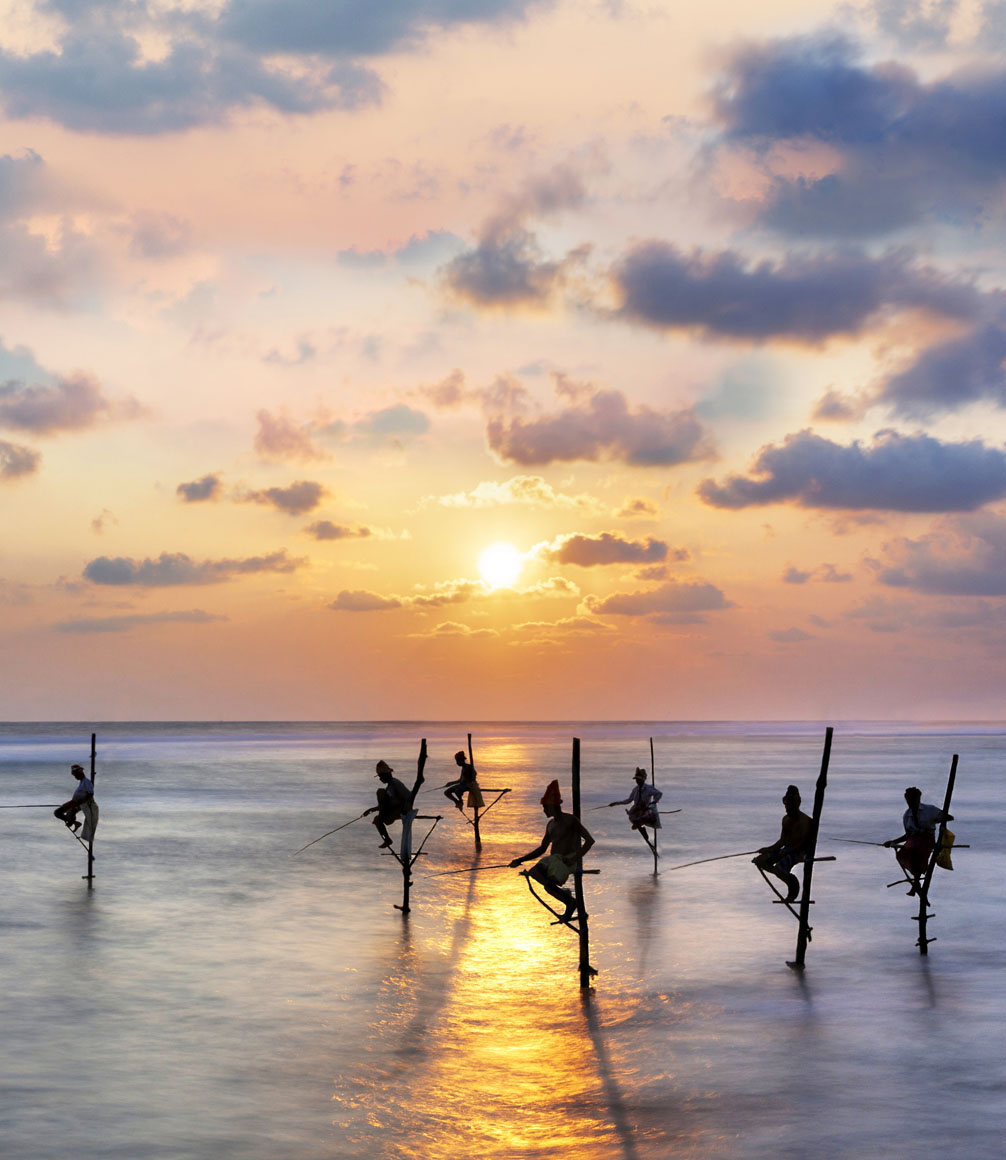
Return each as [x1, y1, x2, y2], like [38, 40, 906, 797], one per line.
[478, 542, 524, 589]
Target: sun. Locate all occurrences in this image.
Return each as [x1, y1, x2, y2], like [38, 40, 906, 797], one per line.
[478, 541, 524, 589]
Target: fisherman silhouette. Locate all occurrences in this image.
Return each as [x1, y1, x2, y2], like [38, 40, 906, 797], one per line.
[883, 786, 953, 895]
[509, 780, 594, 923]
[444, 749, 482, 811]
[364, 760, 412, 849]
[753, 784, 811, 903]
[608, 767, 662, 842]
[53, 763, 93, 833]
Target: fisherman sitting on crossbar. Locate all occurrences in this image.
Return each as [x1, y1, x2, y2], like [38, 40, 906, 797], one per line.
[509, 780, 594, 923]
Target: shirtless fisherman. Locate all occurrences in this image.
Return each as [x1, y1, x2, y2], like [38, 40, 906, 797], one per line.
[444, 749, 482, 812]
[883, 786, 953, 894]
[753, 784, 811, 903]
[509, 780, 595, 923]
[608, 767, 662, 842]
[53, 763, 94, 833]
[363, 760, 412, 849]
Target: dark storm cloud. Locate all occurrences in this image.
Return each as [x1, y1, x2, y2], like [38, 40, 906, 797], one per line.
[487, 387, 714, 467]
[83, 549, 302, 586]
[613, 242, 978, 341]
[240, 480, 327, 515]
[54, 609, 227, 633]
[0, 1, 547, 134]
[176, 474, 223, 503]
[537, 532, 668, 567]
[698, 430, 1006, 513]
[0, 438, 40, 480]
[876, 512, 1006, 595]
[713, 33, 1006, 237]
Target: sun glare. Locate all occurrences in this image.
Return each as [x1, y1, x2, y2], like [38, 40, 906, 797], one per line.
[478, 542, 524, 589]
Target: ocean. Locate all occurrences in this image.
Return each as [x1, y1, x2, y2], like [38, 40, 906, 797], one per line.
[0, 721, 1002, 1159]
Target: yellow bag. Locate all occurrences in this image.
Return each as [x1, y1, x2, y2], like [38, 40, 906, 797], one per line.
[936, 827, 955, 871]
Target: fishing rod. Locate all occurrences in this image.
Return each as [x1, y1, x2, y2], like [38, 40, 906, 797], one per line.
[0, 803, 60, 809]
[665, 849, 761, 872]
[291, 812, 369, 857]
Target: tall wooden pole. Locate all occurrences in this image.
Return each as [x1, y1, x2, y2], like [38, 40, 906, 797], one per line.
[398, 738, 428, 915]
[917, 753, 957, 956]
[649, 736, 658, 876]
[789, 726, 833, 970]
[468, 732, 481, 852]
[86, 732, 96, 887]
[571, 737, 592, 989]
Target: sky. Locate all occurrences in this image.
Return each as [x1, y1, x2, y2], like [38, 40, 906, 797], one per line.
[4, 0, 1006, 720]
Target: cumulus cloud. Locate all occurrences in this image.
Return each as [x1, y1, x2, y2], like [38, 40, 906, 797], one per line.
[54, 609, 227, 633]
[613, 242, 977, 341]
[412, 621, 500, 638]
[351, 404, 429, 438]
[327, 573, 578, 612]
[712, 32, 1006, 237]
[486, 381, 714, 468]
[534, 532, 668, 567]
[584, 580, 734, 617]
[875, 512, 1006, 595]
[305, 520, 372, 541]
[83, 549, 302, 586]
[769, 626, 815, 643]
[698, 430, 1006, 512]
[784, 562, 852, 583]
[239, 479, 327, 515]
[0, 372, 143, 435]
[254, 410, 328, 462]
[618, 497, 660, 518]
[431, 474, 603, 512]
[328, 589, 403, 611]
[0, 439, 41, 480]
[176, 473, 223, 503]
[783, 566, 812, 584]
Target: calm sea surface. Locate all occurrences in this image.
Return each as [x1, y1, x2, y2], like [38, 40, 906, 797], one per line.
[0, 721, 1002, 1159]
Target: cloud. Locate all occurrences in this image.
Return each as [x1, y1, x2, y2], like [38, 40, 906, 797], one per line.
[254, 410, 328, 462]
[83, 549, 302, 586]
[90, 508, 117, 534]
[486, 383, 715, 468]
[412, 620, 500, 638]
[127, 211, 192, 259]
[431, 474, 603, 512]
[783, 562, 853, 583]
[352, 403, 429, 438]
[54, 609, 227, 633]
[618, 497, 659, 518]
[0, 439, 41, 480]
[712, 32, 1006, 237]
[513, 615, 616, 635]
[535, 532, 668, 567]
[875, 511, 1006, 595]
[783, 566, 811, 584]
[0, 372, 143, 435]
[584, 580, 734, 617]
[698, 430, 1006, 512]
[305, 520, 372, 541]
[328, 589, 403, 611]
[769, 627, 815, 643]
[240, 479, 327, 515]
[612, 242, 977, 341]
[176, 473, 223, 503]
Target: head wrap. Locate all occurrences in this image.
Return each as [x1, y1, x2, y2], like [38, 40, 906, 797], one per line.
[455, 750, 467, 762]
[783, 784, 801, 801]
[375, 760, 394, 776]
[540, 780, 562, 807]
[634, 767, 647, 780]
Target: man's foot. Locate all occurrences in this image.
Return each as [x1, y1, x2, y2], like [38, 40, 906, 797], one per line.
[379, 838, 392, 849]
[454, 800, 463, 811]
[784, 875, 800, 902]
[559, 904, 578, 924]
[907, 881, 918, 896]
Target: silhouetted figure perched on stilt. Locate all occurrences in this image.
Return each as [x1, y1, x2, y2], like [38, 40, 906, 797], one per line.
[364, 760, 412, 849]
[509, 780, 594, 923]
[608, 767, 662, 843]
[884, 786, 953, 895]
[753, 784, 811, 903]
[444, 749, 482, 812]
[53, 763, 94, 834]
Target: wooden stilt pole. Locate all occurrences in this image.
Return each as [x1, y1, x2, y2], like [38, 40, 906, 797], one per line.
[649, 736, 658, 876]
[788, 726, 833, 970]
[917, 754, 958, 956]
[396, 738, 428, 915]
[571, 737, 594, 989]
[85, 732, 96, 888]
[468, 732, 482, 852]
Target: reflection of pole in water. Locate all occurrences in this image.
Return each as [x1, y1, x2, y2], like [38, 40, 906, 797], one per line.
[582, 994, 642, 1160]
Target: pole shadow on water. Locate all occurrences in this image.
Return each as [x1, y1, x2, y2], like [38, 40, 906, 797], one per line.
[581, 993, 642, 1160]
[627, 877, 660, 978]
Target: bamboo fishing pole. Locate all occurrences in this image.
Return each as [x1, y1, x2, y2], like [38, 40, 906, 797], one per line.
[291, 812, 369, 856]
[665, 849, 762, 872]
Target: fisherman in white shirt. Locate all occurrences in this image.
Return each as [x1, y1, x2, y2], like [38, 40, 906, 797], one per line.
[53, 763, 94, 833]
[883, 786, 952, 893]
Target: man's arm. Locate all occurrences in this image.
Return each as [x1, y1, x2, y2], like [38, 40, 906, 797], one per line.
[509, 825, 551, 867]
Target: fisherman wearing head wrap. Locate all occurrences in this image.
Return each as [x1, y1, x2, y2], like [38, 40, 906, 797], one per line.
[444, 749, 482, 812]
[752, 784, 812, 902]
[607, 767, 663, 839]
[508, 780, 595, 922]
[53, 763, 94, 833]
[883, 786, 953, 894]
[364, 760, 413, 849]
